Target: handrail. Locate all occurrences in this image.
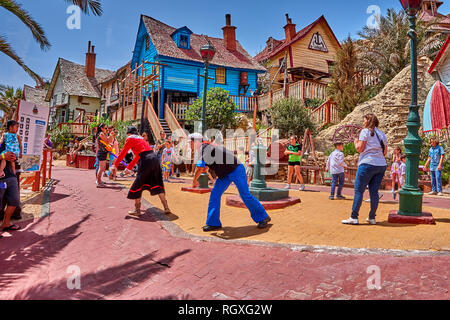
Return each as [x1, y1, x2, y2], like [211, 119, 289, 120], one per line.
[146, 98, 163, 140]
[165, 103, 187, 139]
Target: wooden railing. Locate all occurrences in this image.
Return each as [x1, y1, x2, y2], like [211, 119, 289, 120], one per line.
[257, 93, 270, 111]
[229, 95, 257, 113]
[223, 127, 274, 153]
[309, 99, 339, 128]
[56, 123, 90, 137]
[165, 103, 187, 139]
[146, 98, 163, 140]
[170, 102, 189, 121]
[272, 88, 284, 104]
[20, 149, 53, 191]
[123, 105, 134, 121]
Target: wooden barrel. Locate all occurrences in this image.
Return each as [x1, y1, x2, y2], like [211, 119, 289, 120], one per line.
[240, 72, 249, 85]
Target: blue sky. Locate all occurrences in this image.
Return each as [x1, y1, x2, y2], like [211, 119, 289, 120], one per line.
[0, 0, 448, 89]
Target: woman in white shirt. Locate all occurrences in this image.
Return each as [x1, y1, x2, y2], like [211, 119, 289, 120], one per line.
[342, 114, 388, 225]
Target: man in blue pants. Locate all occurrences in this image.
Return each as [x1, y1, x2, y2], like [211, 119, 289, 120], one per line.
[190, 133, 271, 232]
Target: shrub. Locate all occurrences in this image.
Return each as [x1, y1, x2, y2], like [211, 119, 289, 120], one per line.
[268, 97, 316, 139]
[185, 87, 238, 131]
[50, 125, 74, 153]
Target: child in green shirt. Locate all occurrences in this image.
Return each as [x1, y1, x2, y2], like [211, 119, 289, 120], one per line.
[284, 135, 306, 191]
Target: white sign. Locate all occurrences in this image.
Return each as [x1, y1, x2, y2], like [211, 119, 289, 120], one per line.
[309, 32, 328, 52]
[17, 100, 50, 172]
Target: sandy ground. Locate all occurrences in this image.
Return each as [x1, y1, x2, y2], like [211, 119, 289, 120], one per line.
[116, 174, 450, 252]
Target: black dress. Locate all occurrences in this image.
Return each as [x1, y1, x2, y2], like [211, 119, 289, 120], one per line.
[128, 151, 165, 199]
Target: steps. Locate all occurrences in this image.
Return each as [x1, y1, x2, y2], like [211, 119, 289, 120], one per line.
[159, 119, 172, 139]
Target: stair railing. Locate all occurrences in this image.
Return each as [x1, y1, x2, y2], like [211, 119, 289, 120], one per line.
[165, 103, 187, 139]
[146, 98, 164, 141]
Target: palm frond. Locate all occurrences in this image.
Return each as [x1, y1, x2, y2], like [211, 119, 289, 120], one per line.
[65, 0, 102, 16]
[0, 0, 50, 50]
[0, 35, 45, 88]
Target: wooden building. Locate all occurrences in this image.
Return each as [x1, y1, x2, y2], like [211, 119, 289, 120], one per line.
[254, 14, 341, 91]
[429, 35, 450, 86]
[99, 62, 131, 118]
[45, 42, 115, 125]
[126, 14, 266, 121]
[419, 0, 450, 34]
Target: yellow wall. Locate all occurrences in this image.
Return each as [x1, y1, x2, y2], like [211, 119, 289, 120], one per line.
[266, 20, 340, 88]
[290, 22, 339, 74]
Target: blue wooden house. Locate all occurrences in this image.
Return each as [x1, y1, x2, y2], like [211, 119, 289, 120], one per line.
[129, 14, 266, 123]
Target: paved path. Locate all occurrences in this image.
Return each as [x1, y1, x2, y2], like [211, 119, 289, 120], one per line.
[0, 166, 449, 300]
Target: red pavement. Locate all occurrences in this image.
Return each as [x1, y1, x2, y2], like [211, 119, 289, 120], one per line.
[0, 166, 449, 300]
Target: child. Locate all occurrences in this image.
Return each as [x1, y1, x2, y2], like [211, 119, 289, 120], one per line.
[108, 129, 120, 180]
[284, 135, 305, 191]
[161, 140, 173, 182]
[326, 142, 347, 200]
[424, 137, 445, 196]
[391, 146, 403, 199]
[0, 120, 22, 177]
[398, 155, 406, 191]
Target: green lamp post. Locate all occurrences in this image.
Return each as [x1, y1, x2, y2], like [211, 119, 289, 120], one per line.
[397, 0, 425, 217]
[197, 42, 216, 189]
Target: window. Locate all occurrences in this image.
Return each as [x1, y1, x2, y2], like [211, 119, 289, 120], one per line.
[145, 36, 149, 51]
[216, 68, 226, 84]
[179, 35, 189, 49]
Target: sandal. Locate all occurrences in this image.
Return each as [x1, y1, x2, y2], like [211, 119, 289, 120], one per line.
[3, 224, 21, 232]
[128, 210, 142, 217]
[164, 208, 172, 215]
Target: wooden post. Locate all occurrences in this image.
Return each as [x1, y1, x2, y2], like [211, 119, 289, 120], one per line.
[268, 91, 273, 109]
[48, 150, 53, 180]
[326, 100, 331, 124]
[42, 150, 47, 188]
[253, 96, 258, 130]
[32, 171, 40, 192]
[301, 80, 305, 101]
[158, 65, 161, 119]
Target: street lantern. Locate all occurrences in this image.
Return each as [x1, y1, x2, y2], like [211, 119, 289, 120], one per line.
[199, 42, 216, 135]
[389, 0, 434, 224]
[399, 0, 423, 15]
[197, 42, 216, 189]
[200, 44, 216, 62]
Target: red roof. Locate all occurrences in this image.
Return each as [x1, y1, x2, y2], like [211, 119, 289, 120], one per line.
[429, 35, 450, 74]
[419, 9, 450, 32]
[142, 15, 265, 71]
[254, 16, 341, 62]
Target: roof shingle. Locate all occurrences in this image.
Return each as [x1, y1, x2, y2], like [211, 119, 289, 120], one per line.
[142, 15, 265, 71]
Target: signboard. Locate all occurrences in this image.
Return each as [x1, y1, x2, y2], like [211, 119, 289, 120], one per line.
[309, 32, 328, 52]
[16, 100, 50, 172]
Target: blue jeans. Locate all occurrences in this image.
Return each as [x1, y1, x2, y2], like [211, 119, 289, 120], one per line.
[430, 170, 442, 193]
[206, 164, 268, 227]
[351, 164, 387, 220]
[331, 172, 345, 197]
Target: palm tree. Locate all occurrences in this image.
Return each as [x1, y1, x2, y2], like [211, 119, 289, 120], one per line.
[0, 0, 102, 88]
[0, 85, 23, 127]
[357, 8, 445, 89]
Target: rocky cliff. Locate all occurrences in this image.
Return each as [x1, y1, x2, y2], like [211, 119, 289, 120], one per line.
[315, 56, 436, 152]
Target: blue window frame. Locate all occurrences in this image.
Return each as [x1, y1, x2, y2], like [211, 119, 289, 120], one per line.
[179, 35, 189, 49]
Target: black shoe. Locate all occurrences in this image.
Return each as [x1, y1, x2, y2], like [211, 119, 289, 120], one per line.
[257, 216, 272, 229]
[336, 195, 346, 200]
[202, 225, 222, 232]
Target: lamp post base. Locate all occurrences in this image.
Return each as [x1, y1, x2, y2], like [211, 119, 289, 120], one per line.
[398, 188, 423, 217]
[388, 210, 435, 225]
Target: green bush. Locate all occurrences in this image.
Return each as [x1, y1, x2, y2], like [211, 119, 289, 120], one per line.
[268, 97, 316, 139]
[185, 87, 238, 131]
[343, 143, 357, 156]
[304, 98, 324, 109]
[50, 126, 74, 153]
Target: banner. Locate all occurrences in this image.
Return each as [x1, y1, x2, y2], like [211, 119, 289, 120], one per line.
[16, 100, 50, 172]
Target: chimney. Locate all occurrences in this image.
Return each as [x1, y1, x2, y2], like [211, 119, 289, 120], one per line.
[283, 14, 296, 42]
[266, 37, 274, 52]
[222, 14, 237, 51]
[85, 41, 96, 78]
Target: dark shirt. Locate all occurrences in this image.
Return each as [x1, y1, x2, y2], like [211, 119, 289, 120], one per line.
[0, 143, 16, 179]
[197, 143, 239, 179]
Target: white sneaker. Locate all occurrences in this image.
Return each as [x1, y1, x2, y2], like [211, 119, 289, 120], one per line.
[427, 191, 437, 195]
[284, 184, 291, 189]
[366, 218, 377, 225]
[341, 218, 359, 225]
[299, 184, 305, 191]
[437, 192, 444, 196]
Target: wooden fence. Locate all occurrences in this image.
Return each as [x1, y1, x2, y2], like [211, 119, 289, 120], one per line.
[20, 149, 53, 192]
[56, 123, 90, 137]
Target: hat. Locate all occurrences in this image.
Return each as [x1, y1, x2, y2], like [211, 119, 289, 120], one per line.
[188, 133, 204, 141]
[126, 126, 138, 135]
